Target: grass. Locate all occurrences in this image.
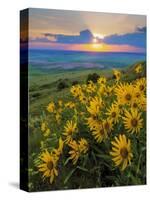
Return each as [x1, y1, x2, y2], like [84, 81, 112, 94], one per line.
[29, 67, 117, 115]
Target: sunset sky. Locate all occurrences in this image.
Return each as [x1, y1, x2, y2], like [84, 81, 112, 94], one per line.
[26, 8, 146, 53]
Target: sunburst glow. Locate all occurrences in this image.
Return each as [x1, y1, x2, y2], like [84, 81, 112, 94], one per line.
[93, 33, 104, 39]
[93, 38, 98, 43]
[92, 43, 103, 49]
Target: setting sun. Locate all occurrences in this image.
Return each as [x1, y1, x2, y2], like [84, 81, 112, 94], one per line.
[93, 33, 104, 39]
[92, 43, 103, 49]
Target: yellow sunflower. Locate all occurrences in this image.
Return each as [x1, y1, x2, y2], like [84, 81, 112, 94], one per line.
[92, 96, 103, 107]
[131, 93, 146, 111]
[139, 95, 146, 111]
[113, 69, 121, 81]
[92, 124, 107, 143]
[55, 112, 61, 124]
[52, 137, 64, 157]
[44, 128, 50, 137]
[113, 100, 124, 114]
[97, 77, 107, 85]
[86, 116, 100, 130]
[134, 88, 143, 99]
[68, 138, 88, 165]
[115, 83, 135, 105]
[38, 150, 58, 184]
[98, 84, 106, 96]
[103, 118, 113, 136]
[86, 81, 96, 93]
[63, 120, 77, 143]
[131, 98, 139, 110]
[65, 101, 76, 109]
[135, 64, 143, 74]
[58, 100, 63, 107]
[106, 104, 120, 124]
[122, 108, 143, 134]
[78, 94, 87, 104]
[135, 78, 146, 93]
[41, 122, 46, 132]
[68, 140, 80, 165]
[105, 85, 114, 96]
[86, 96, 102, 116]
[110, 134, 133, 171]
[47, 102, 55, 113]
[57, 137, 64, 154]
[79, 138, 89, 154]
[87, 104, 100, 116]
[70, 85, 82, 98]
[41, 122, 50, 137]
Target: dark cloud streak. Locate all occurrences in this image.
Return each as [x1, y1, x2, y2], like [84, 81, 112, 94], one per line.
[103, 26, 146, 48]
[136, 26, 146, 33]
[43, 29, 102, 44]
[30, 26, 146, 49]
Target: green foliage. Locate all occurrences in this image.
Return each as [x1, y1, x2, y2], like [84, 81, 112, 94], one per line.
[86, 73, 100, 83]
[72, 80, 79, 86]
[57, 79, 69, 91]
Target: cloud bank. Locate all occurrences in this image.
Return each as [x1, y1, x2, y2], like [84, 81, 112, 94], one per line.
[43, 29, 102, 44]
[103, 26, 146, 48]
[29, 26, 146, 51]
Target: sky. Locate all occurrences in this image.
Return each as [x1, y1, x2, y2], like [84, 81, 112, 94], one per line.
[23, 8, 146, 53]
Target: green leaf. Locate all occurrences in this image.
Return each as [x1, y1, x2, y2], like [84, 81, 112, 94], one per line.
[64, 157, 71, 166]
[141, 147, 146, 152]
[82, 154, 88, 167]
[95, 153, 110, 160]
[90, 166, 100, 173]
[31, 171, 39, 176]
[64, 168, 76, 184]
[91, 151, 97, 165]
[76, 166, 89, 172]
[92, 145, 102, 154]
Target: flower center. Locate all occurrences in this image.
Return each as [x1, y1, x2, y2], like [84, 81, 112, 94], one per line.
[139, 85, 144, 91]
[104, 122, 110, 130]
[100, 128, 105, 135]
[68, 129, 73, 135]
[118, 104, 122, 109]
[133, 103, 138, 108]
[131, 118, 138, 127]
[125, 93, 131, 101]
[93, 116, 98, 120]
[120, 147, 128, 159]
[47, 161, 54, 170]
[111, 112, 116, 118]
[136, 93, 140, 98]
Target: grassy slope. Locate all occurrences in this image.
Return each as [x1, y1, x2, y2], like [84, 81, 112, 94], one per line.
[29, 61, 146, 116]
[29, 68, 114, 115]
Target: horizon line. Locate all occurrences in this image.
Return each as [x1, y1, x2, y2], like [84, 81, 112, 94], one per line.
[28, 47, 146, 54]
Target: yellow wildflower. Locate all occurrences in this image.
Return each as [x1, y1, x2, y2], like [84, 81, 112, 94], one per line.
[113, 69, 121, 81]
[68, 138, 88, 165]
[63, 120, 77, 143]
[97, 77, 107, 85]
[38, 150, 58, 184]
[122, 108, 143, 134]
[110, 134, 133, 171]
[135, 64, 143, 74]
[47, 102, 55, 113]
